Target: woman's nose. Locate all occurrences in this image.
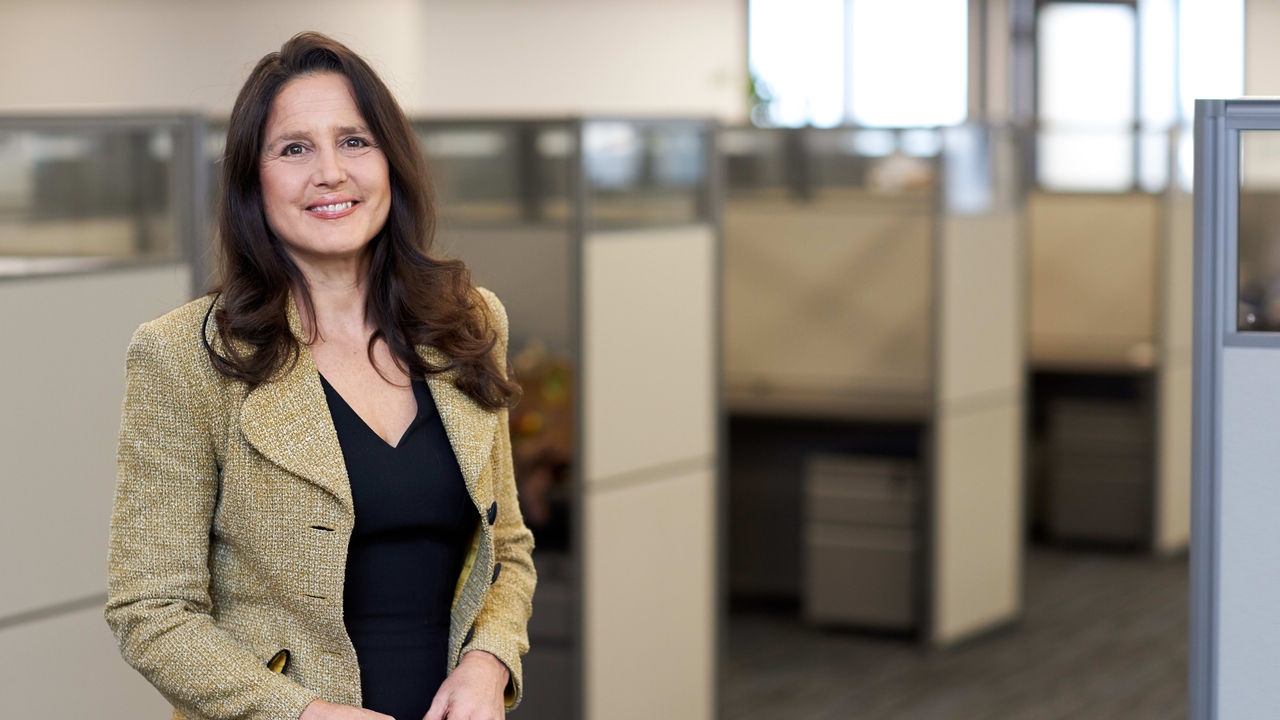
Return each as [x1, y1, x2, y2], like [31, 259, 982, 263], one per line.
[313, 146, 347, 186]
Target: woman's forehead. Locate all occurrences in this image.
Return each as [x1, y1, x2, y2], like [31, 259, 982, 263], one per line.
[264, 73, 368, 140]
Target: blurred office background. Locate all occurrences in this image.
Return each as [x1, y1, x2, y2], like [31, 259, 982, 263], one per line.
[0, 0, 1266, 718]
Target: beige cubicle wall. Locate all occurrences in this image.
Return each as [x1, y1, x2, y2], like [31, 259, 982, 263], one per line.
[582, 225, 717, 720]
[722, 192, 932, 414]
[722, 125, 1025, 647]
[0, 262, 191, 718]
[932, 210, 1024, 644]
[1155, 181, 1193, 554]
[1028, 192, 1161, 368]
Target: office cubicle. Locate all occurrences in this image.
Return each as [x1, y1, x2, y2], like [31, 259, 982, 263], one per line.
[413, 117, 721, 720]
[721, 124, 1025, 646]
[1027, 127, 1193, 553]
[1190, 97, 1280, 720]
[0, 114, 203, 719]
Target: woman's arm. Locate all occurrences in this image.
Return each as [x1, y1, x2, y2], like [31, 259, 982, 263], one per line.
[458, 289, 538, 708]
[105, 322, 320, 720]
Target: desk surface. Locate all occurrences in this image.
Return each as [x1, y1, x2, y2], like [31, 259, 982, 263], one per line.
[724, 383, 931, 423]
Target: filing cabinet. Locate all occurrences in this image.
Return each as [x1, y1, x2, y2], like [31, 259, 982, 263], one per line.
[1044, 398, 1152, 544]
[802, 454, 921, 631]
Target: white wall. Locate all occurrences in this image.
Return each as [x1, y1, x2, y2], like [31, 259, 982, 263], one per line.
[0, 0, 747, 120]
[419, 0, 745, 119]
[1245, 0, 1280, 95]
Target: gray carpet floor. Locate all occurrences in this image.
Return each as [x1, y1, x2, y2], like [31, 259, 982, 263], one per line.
[724, 548, 1188, 720]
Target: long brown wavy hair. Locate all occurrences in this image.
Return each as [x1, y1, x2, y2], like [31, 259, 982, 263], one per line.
[205, 31, 520, 411]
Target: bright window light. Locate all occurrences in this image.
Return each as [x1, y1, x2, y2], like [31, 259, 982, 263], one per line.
[1039, 3, 1135, 128]
[1140, 0, 1177, 128]
[848, 0, 968, 127]
[1037, 2, 1135, 190]
[748, 0, 846, 127]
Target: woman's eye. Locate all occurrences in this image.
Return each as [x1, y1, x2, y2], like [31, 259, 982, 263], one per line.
[343, 137, 370, 148]
[282, 143, 306, 157]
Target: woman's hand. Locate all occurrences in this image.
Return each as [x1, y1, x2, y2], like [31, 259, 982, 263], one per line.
[300, 698, 396, 720]
[423, 649, 509, 720]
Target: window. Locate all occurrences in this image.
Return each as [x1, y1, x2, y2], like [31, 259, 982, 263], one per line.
[748, 0, 968, 129]
[748, 0, 846, 128]
[848, 0, 968, 127]
[1035, 0, 1243, 192]
[1036, 2, 1136, 191]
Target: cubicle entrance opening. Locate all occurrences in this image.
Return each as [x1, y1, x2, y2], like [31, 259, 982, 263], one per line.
[722, 123, 1025, 648]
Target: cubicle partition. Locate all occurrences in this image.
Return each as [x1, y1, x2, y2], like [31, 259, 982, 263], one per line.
[0, 114, 203, 718]
[931, 125, 1024, 644]
[1157, 128, 1195, 555]
[1190, 98, 1280, 720]
[414, 117, 721, 720]
[721, 124, 1025, 646]
[1027, 127, 1193, 553]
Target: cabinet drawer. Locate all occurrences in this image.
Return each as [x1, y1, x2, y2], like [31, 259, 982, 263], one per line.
[806, 454, 919, 527]
[804, 523, 916, 629]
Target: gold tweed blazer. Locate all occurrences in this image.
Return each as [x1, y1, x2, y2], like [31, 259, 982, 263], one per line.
[105, 287, 535, 720]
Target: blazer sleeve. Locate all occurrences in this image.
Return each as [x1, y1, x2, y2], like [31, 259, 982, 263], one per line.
[464, 288, 537, 709]
[105, 322, 320, 720]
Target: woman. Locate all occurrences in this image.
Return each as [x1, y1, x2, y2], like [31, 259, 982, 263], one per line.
[105, 32, 535, 720]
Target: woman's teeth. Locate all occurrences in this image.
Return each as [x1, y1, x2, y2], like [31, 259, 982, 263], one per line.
[310, 201, 354, 212]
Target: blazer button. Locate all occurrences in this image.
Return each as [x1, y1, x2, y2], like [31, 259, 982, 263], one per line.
[487, 502, 498, 525]
[463, 626, 475, 647]
[491, 562, 502, 584]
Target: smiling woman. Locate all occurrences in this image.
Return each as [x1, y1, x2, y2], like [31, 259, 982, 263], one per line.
[259, 73, 392, 268]
[105, 31, 535, 720]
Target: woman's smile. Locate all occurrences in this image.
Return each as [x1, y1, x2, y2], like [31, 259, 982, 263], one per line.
[305, 196, 360, 219]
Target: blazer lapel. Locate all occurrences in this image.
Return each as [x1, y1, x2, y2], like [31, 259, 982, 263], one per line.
[416, 344, 498, 511]
[233, 292, 498, 513]
[238, 293, 354, 513]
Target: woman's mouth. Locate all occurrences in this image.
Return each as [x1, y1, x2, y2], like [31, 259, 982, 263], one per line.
[306, 200, 359, 218]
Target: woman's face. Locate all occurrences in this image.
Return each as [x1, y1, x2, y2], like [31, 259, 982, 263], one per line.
[258, 72, 391, 268]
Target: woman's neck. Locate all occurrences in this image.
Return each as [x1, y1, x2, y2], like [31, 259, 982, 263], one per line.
[291, 255, 373, 345]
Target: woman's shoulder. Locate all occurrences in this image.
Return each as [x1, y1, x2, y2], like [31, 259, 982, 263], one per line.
[127, 293, 223, 382]
[475, 286, 507, 334]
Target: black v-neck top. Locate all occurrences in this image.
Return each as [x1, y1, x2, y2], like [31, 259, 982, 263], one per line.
[318, 372, 476, 718]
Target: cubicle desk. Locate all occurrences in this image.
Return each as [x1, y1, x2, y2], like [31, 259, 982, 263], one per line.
[722, 125, 1025, 648]
[725, 386, 931, 423]
[725, 384, 929, 632]
[724, 382, 929, 615]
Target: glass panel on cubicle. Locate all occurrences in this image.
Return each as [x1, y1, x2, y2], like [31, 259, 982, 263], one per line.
[582, 119, 709, 229]
[1236, 130, 1280, 332]
[722, 126, 942, 203]
[810, 127, 940, 199]
[416, 122, 573, 228]
[0, 118, 190, 263]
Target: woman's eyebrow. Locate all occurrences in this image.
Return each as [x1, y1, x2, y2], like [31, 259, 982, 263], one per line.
[266, 125, 371, 146]
[265, 130, 313, 148]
